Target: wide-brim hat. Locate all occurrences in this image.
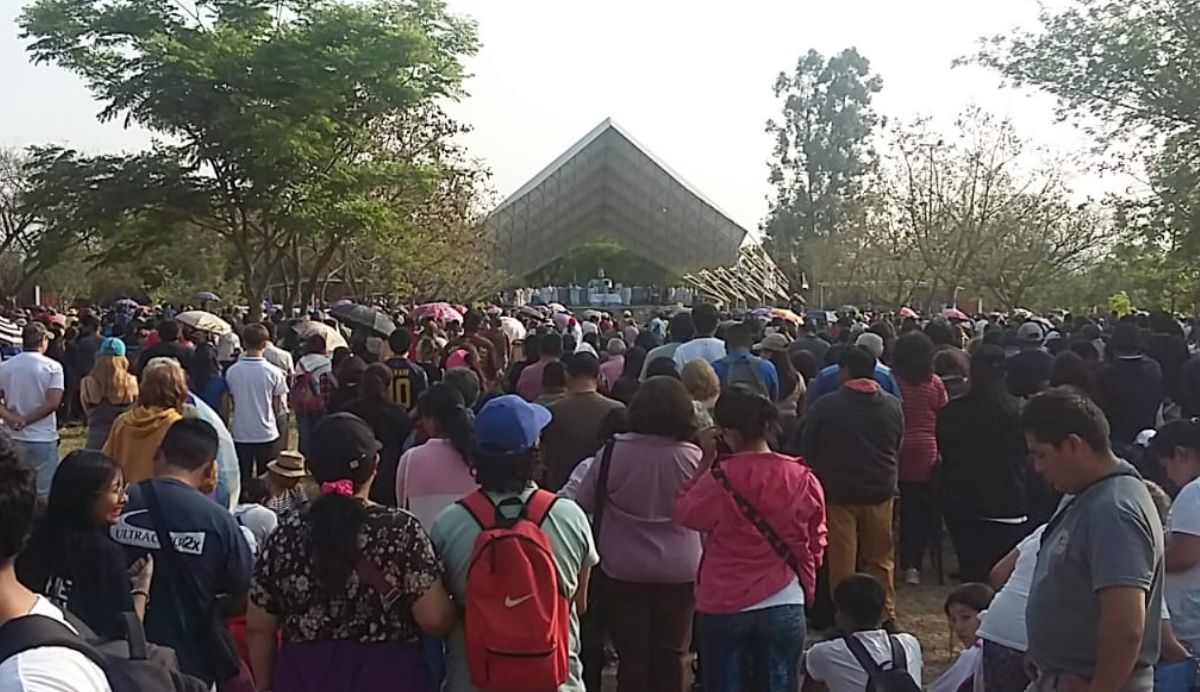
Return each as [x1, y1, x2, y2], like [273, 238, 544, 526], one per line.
[266, 450, 308, 478]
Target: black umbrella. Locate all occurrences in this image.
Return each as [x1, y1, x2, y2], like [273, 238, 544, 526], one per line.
[329, 303, 396, 337]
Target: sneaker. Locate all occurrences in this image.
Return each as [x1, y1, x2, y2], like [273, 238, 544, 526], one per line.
[903, 568, 921, 586]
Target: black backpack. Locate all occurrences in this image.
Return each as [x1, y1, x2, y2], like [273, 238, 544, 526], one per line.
[0, 610, 208, 692]
[842, 633, 922, 692]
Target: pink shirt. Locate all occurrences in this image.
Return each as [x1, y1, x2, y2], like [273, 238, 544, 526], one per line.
[674, 450, 827, 614]
[516, 359, 552, 402]
[572, 433, 702, 584]
[395, 438, 477, 529]
[598, 355, 625, 393]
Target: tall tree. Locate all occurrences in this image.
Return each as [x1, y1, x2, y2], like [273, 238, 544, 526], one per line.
[0, 148, 82, 303]
[20, 0, 478, 320]
[763, 48, 882, 300]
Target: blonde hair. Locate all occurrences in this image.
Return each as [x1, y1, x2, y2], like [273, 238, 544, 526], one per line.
[681, 358, 720, 405]
[88, 353, 137, 404]
[139, 358, 189, 412]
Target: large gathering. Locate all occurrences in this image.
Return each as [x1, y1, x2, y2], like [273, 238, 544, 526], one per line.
[3, 0, 1200, 690]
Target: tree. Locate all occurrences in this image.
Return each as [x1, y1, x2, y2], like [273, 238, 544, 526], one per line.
[973, 0, 1200, 146]
[880, 107, 1107, 309]
[763, 48, 883, 295]
[0, 148, 83, 303]
[20, 0, 478, 320]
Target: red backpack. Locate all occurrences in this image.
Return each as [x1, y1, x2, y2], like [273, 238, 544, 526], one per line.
[458, 490, 570, 692]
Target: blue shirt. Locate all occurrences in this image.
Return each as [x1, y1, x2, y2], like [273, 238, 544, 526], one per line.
[712, 350, 780, 401]
[111, 478, 253, 683]
[805, 363, 902, 410]
[192, 375, 229, 414]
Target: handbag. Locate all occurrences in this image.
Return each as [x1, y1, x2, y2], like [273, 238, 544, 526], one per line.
[709, 463, 803, 580]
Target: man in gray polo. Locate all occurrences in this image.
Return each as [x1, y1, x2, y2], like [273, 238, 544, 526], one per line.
[1022, 387, 1163, 692]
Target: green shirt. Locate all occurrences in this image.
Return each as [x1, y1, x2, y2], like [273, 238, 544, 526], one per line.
[430, 484, 598, 692]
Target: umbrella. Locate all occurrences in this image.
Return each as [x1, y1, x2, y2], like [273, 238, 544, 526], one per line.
[294, 320, 348, 352]
[114, 298, 138, 309]
[752, 307, 773, 317]
[548, 302, 568, 314]
[411, 302, 463, 324]
[899, 306, 918, 319]
[942, 307, 970, 321]
[330, 303, 396, 337]
[516, 305, 544, 321]
[193, 291, 220, 303]
[770, 308, 803, 324]
[331, 298, 354, 308]
[581, 309, 602, 320]
[0, 317, 20, 347]
[177, 310, 232, 335]
[499, 316, 527, 343]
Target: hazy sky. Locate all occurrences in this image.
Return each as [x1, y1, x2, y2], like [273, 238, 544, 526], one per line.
[0, 0, 1102, 231]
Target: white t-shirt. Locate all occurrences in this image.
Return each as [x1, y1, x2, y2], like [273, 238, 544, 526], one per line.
[805, 630, 924, 692]
[1166, 476, 1200, 651]
[225, 356, 288, 443]
[930, 642, 981, 692]
[977, 524, 1045, 651]
[0, 352, 64, 443]
[234, 503, 279, 553]
[673, 337, 727, 367]
[0, 596, 111, 691]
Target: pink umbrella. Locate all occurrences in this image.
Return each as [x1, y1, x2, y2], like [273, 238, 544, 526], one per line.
[899, 306, 918, 319]
[411, 302, 463, 324]
[942, 307, 969, 321]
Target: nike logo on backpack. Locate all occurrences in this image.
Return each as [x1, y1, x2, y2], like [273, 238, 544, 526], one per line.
[504, 594, 534, 608]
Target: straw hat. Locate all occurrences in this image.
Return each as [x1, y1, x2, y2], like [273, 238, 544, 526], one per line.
[266, 451, 307, 478]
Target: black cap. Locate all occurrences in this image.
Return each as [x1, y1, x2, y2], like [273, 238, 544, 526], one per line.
[308, 413, 382, 481]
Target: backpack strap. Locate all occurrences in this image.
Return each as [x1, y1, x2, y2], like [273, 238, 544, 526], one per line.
[888, 635, 908, 673]
[522, 489, 559, 528]
[0, 614, 110, 674]
[842, 634, 883, 674]
[458, 491, 499, 530]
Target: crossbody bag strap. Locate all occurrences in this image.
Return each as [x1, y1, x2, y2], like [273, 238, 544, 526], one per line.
[710, 464, 802, 579]
[590, 439, 617, 542]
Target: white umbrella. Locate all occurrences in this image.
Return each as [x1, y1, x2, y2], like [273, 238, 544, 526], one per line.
[499, 316, 527, 342]
[177, 310, 233, 335]
[294, 320, 348, 352]
[0, 317, 19, 347]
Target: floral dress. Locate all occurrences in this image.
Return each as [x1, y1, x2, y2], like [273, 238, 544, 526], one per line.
[250, 504, 442, 691]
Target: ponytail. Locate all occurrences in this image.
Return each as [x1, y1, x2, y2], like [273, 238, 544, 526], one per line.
[418, 383, 475, 468]
[308, 494, 368, 592]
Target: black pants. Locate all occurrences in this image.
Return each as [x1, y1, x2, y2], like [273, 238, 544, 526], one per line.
[899, 481, 941, 571]
[581, 570, 608, 692]
[944, 514, 1030, 583]
[235, 439, 281, 484]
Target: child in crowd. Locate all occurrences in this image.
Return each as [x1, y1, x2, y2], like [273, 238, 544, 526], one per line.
[804, 574, 924, 692]
[931, 583, 994, 692]
[233, 476, 278, 554]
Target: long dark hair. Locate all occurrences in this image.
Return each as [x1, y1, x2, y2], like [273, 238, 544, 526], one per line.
[965, 344, 1019, 424]
[306, 413, 377, 592]
[891, 332, 935, 385]
[768, 349, 800, 399]
[19, 451, 122, 594]
[46, 451, 121, 533]
[418, 383, 474, 468]
[714, 384, 781, 445]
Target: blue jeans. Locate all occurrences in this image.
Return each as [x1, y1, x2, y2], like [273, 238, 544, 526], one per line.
[17, 440, 60, 497]
[698, 605, 805, 692]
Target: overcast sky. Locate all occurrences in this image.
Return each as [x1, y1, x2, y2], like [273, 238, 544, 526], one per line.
[0, 0, 1111, 231]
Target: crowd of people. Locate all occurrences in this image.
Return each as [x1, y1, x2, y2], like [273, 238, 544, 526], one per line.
[0, 298, 1193, 692]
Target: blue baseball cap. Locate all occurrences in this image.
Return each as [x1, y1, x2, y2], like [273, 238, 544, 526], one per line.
[475, 395, 552, 454]
[98, 337, 126, 357]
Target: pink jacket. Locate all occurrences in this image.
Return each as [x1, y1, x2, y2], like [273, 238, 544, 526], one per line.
[674, 450, 827, 614]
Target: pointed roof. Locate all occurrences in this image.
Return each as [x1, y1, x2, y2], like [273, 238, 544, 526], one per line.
[486, 118, 749, 279]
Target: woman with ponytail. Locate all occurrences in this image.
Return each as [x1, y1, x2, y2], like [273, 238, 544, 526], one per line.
[394, 383, 476, 529]
[247, 412, 454, 692]
[674, 385, 827, 692]
[1150, 418, 1200, 652]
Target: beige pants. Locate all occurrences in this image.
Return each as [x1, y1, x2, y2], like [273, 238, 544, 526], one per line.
[826, 500, 896, 619]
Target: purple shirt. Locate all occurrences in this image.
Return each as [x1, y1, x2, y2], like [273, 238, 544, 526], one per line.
[570, 433, 702, 583]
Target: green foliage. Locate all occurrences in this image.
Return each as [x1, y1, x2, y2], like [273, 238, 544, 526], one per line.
[1108, 291, 1133, 317]
[19, 0, 479, 318]
[763, 48, 882, 285]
